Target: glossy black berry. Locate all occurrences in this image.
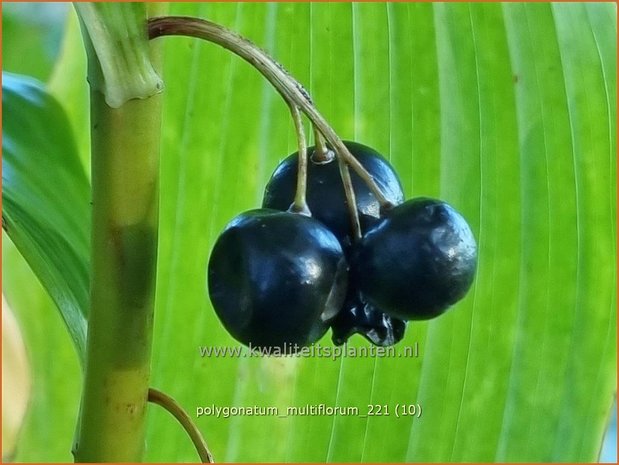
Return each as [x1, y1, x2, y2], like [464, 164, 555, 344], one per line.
[353, 198, 477, 320]
[207, 209, 348, 351]
[263, 141, 405, 250]
[263, 141, 407, 346]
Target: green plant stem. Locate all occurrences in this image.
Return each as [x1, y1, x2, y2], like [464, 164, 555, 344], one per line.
[148, 388, 214, 463]
[74, 88, 162, 463]
[73, 4, 164, 461]
[74, 3, 163, 108]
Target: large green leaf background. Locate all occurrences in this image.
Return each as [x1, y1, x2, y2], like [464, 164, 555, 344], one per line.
[2, 2, 616, 462]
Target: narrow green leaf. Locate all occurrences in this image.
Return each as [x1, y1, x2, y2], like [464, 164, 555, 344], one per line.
[2, 72, 90, 360]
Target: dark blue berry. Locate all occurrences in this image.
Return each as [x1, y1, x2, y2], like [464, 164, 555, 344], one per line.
[353, 198, 477, 320]
[263, 141, 404, 250]
[208, 209, 348, 351]
[263, 141, 408, 346]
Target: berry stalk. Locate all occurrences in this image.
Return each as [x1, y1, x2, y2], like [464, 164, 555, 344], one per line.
[336, 156, 362, 240]
[312, 126, 333, 163]
[288, 103, 311, 215]
[147, 16, 393, 210]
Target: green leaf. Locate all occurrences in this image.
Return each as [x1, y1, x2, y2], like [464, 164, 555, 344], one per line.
[2, 72, 90, 361]
[3, 2, 616, 462]
[147, 3, 616, 462]
[1, 3, 67, 82]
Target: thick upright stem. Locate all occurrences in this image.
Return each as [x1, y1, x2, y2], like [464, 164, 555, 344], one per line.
[73, 4, 163, 461]
[75, 89, 161, 463]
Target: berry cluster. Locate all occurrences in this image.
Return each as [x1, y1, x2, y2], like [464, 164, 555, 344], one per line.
[207, 142, 477, 352]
